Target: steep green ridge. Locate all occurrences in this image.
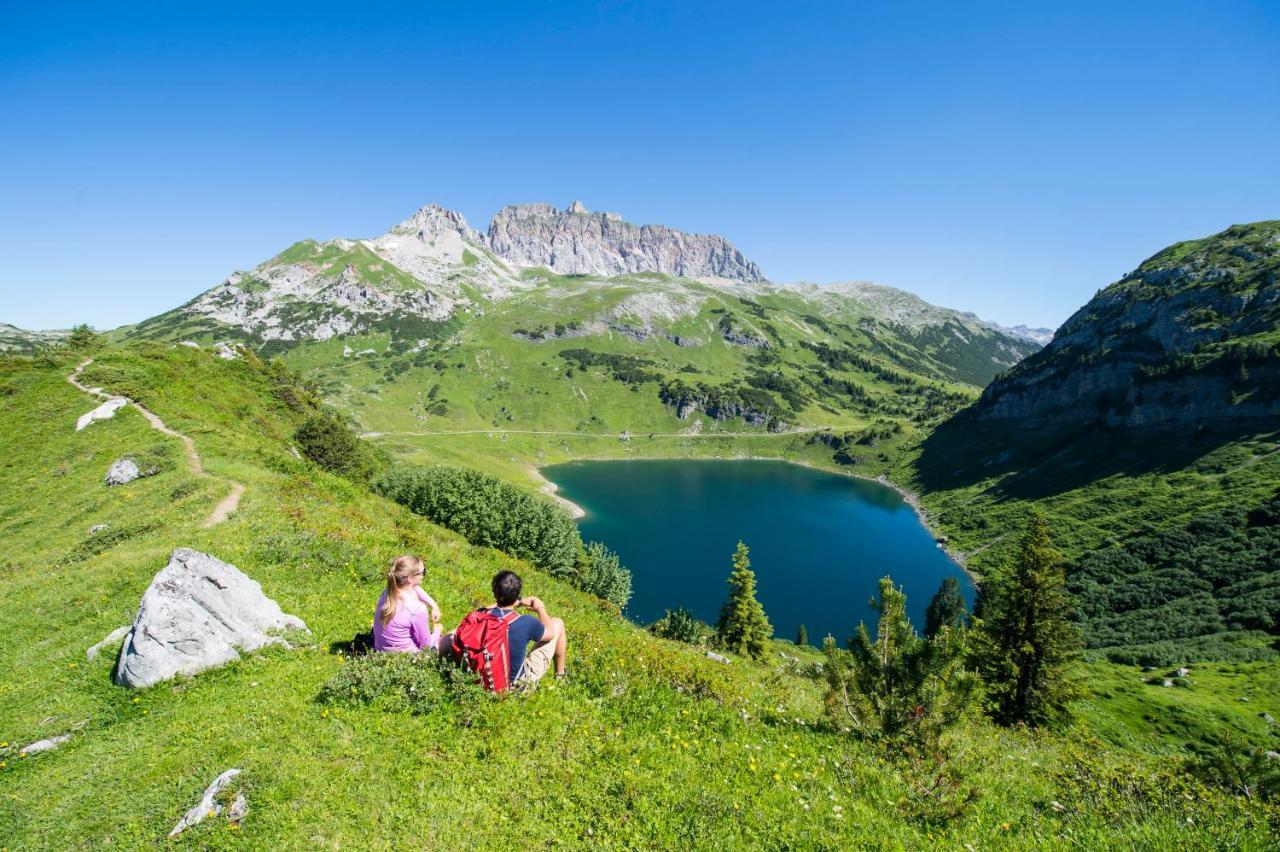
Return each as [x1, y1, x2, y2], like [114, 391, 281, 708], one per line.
[0, 344, 1275, 847]
[900, 222, 1280, 663]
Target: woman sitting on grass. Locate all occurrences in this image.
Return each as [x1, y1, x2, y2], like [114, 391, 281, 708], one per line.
[372, 554, 446, 653]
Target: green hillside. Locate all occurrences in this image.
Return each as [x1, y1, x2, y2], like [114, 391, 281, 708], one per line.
[893, 222, 1280, 664]
[1, 343, 1275, 847]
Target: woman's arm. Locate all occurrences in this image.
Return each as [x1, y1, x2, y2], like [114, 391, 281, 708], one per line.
[415, 588, 442, 625]
[408, 605, 434, 651]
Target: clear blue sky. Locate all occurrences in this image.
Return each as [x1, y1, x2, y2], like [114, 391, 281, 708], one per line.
[3, 1, 1277, 331]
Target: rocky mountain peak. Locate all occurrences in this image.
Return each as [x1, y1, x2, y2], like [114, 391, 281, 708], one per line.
[387, 204, 483, 244]
[485, 201, 766, 282]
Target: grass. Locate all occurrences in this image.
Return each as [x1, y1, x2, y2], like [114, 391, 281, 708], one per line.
[0, 343, 1276, 848]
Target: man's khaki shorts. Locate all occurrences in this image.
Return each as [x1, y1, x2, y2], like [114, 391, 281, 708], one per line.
[516, 642, 554, 687]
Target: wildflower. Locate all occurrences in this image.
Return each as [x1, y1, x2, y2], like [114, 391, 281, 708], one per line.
[1001, 823, 1011, 831]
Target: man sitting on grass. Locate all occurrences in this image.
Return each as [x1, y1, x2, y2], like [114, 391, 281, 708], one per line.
[488, 569, 568, 688]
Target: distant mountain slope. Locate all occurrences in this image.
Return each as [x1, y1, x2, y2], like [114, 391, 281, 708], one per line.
[975, 221, 1280, 430]
[0, 205, 1057, 402]
[0, 323, 69, 353]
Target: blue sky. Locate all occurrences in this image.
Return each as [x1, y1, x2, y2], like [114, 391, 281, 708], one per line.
[2, 1, 1277, 331]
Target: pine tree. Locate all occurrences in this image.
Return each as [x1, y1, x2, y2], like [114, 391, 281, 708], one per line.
[796, 623, 808, 647]
[823, 576, 978, 745]
[714, 541, 773, 660]
[65, 323, 101, 351]
[924, 576, 967, 639]
[975, 509, 1081, 727]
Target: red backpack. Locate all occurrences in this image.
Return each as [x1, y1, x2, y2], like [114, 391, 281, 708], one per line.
[451, 607, 520, 692]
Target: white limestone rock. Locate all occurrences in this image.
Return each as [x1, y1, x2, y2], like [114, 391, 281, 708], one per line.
[75, 397, 127, 431]
[487, 202, 766, 281]
[20, 733, 71, 755]
[105, 457, 156, 486]
[87, 624, 131, 661]
[168, 768, 246, 838]
[114, 548, 307, 689]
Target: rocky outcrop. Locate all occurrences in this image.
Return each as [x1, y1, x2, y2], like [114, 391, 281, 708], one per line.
[973, 221, 1280, 430]
[168, 769, 247, 838]
[114, 548, 307, 689]
[486, 202, 766, 282]
[105, 457, 157, 486]
[75, 397, 127, 431]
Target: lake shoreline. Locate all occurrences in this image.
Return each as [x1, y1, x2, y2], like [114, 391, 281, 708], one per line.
[536, 453, 979, 584]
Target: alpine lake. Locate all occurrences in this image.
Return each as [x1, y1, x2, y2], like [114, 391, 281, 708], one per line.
[543, 459, 974, 646]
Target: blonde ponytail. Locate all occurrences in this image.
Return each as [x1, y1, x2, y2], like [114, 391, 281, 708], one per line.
[377, 555, 424, 629]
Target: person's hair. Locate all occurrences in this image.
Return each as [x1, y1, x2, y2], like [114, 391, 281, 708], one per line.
[377, 555, 424, 628]
[492, 570, 522, 607]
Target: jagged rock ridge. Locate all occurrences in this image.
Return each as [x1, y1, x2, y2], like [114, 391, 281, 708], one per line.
[486, 201, 766, 281]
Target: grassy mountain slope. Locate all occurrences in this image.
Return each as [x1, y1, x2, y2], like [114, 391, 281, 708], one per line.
[0, 343, 1274, 848]
[896, 222, 1280, 663]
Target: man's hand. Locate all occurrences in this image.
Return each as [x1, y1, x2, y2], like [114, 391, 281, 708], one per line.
[519, 596, 546, 613]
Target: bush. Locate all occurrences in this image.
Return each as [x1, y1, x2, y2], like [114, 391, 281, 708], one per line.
[374, 464, 580, 577]
[317, 652, 486, 716]
[294, 412, 380, 480]
[650, 607, 706, 645]
[575, 541, 633, 609]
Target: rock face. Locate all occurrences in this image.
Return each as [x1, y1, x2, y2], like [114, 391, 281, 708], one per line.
[114, 548, 307, 689]
[973, 221, 1280, 430]
[486, 202, 766, 281]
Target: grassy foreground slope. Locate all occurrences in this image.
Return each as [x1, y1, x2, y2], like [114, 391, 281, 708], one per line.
[0, 344, 1275, 849]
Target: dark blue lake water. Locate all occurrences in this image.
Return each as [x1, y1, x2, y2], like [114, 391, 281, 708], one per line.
[544, 459, 974, 647]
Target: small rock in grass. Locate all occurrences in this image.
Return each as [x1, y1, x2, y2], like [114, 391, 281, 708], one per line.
[1175, 667, 1190, 678]
[20, 733, 71, 755]
[1261, 712, 1276, 725]
[88, 524, 109, 535]
[1162, 679, 1174, 688]
[105, 457, 157, 486]
[86, 625, 131, 661]
[168, 768, 244, 838]
[705, 652, 731, 664]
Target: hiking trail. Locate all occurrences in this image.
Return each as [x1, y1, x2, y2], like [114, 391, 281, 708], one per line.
[68, 358, 245, 527]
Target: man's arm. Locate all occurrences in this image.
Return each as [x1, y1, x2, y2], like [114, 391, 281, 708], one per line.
[519, 596, 554, 636]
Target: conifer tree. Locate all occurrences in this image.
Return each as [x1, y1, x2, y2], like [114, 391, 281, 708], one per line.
[715, 541, 772, 660]
[823, 576, 978, 745]
[65, 323, 101, 351]
[975, 509, 1081, 727]
[925, 576, 967, 639]
[796, 623, 808, 647]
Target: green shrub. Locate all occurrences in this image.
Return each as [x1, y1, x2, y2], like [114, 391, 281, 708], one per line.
[373, 464, 579, 577]
[575, 541, 633, 609]
[294, 412, 380, 480]
[317, 652, 486, 715]
[649, 607, 706, 645]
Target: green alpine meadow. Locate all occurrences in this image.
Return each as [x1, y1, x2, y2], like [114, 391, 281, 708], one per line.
[1, 200, 1277, 848]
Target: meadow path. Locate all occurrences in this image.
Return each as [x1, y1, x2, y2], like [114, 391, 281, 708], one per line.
[68, 358, 244, 527]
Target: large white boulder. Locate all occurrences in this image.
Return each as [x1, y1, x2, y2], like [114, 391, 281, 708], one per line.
[114, 549, 307, 689]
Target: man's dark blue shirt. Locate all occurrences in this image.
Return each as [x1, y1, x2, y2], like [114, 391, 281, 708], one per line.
[489, 607, 544, 681]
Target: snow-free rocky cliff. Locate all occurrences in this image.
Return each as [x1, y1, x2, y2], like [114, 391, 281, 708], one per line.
[126, 201, 1043, 382]
[974, 220, 1280, 429]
